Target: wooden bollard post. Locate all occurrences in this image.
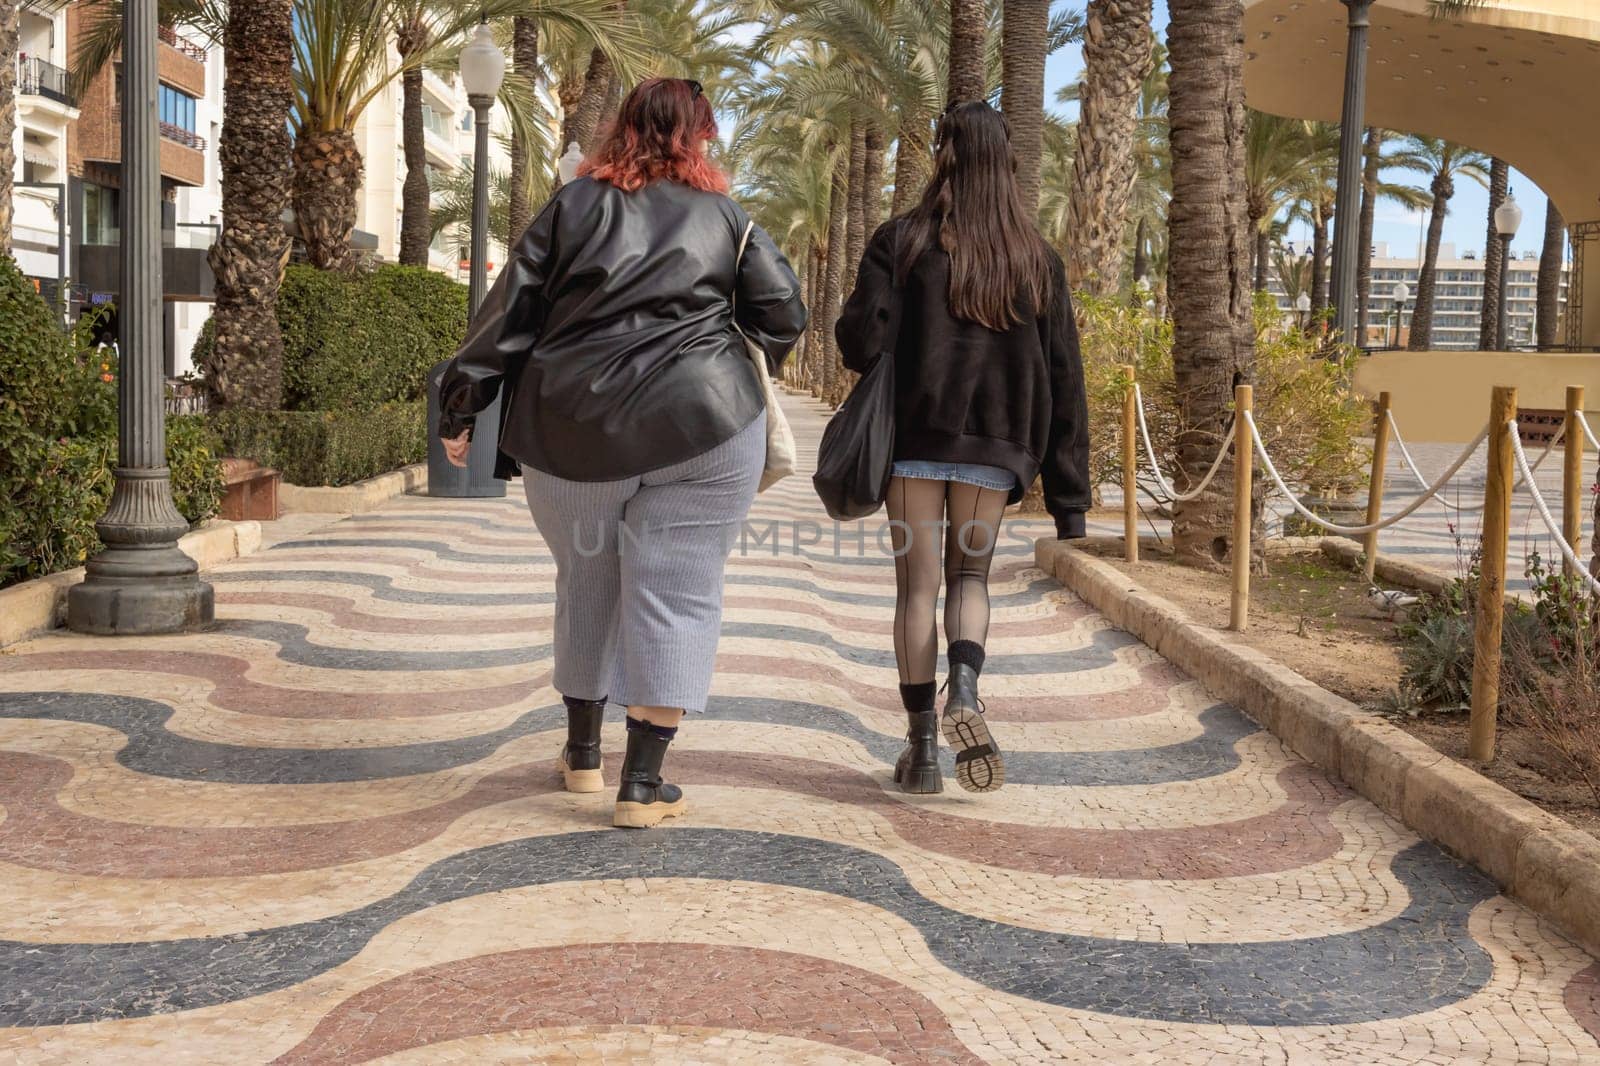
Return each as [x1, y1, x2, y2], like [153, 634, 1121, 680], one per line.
[1469, 385, 1517, 763]
[1122, 366, 1139, 563]
[1564, 385, 1586, 579]
[1229, 384, 1254, 632]
[1363, 391, 1393, 582]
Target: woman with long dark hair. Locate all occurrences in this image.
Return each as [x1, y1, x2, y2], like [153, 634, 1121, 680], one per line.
[437, 78, 807, 828]
[836, 100, 1089, 796]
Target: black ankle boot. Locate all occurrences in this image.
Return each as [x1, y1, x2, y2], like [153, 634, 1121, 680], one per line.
[558, 696, 606, 794]
[613, 720, 686, 828]
[942, 642, 1005, 793]
[893, 681, 942, 794]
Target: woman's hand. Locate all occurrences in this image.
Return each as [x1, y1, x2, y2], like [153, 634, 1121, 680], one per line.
[442, 430, 472, 467]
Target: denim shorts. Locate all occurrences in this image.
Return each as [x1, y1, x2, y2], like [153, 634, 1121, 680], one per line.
[891, 459, 1017, 492]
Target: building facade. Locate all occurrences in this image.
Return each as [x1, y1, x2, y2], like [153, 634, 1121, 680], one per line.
[1263, 241, 1570, 350]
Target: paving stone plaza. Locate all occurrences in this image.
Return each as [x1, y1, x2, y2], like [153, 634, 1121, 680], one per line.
[0, 395, 1595, 1062]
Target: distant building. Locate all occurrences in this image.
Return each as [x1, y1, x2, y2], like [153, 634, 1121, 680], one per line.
[1264, 241, 1570, 350]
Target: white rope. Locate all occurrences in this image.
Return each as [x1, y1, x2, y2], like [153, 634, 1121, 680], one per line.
[1384, 409, 1561, 512]
[1245, 411, 1491, 535]
[1507, 422, 1600, 596]
[1578, 410, 1600, 453]
[1132, 384, 1233, 503]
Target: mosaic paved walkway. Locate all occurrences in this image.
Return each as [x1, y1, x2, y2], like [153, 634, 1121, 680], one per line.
[1, 392, 1597, 1064]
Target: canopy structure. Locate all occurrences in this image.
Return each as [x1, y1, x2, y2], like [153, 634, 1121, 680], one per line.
[1242, 0, 1600, 347]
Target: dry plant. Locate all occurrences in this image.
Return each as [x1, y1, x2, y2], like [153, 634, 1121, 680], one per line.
[1500, 597, 1600, 810]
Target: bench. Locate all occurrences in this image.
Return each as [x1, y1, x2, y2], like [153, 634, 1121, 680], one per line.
[219, 458, 281, 521]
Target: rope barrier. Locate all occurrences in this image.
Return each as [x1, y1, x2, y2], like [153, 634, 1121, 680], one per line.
[1577, 409, 1600, 454]
[1507, 422, 1600, 597]
[1385, 410, 1561, 512]
[1244, 411, 1490, 535]
[1132, 384, 1233, 503]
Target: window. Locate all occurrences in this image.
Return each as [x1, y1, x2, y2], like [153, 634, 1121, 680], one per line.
[159, 85, 197, 133]
[83, 183, 120, 246]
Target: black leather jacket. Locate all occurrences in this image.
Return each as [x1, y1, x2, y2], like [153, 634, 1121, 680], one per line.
[439, 177, 807, 481]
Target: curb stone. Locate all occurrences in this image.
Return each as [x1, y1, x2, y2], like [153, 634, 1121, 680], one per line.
[0, 520, 263, 650]
[278, 463, 428, 514]
[1035, 536, 1600, 961]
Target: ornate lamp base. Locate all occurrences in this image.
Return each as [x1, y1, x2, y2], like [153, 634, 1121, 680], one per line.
[66, 468, 215, 635]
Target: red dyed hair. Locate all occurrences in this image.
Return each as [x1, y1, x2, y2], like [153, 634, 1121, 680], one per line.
[579, 78, 728, 194]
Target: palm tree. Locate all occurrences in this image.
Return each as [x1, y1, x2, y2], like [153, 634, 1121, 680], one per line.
[430, 161, 513, 251]
[1403, 135, 1489, 350]
[1354, 129, 1428, 342]
[1537, 197, 1566, 349]
[1476, 157, 1509, 349]
[947, 0, 986, 103]
[1243, 112, 1315, 292]
[1063, 0, 1153, 294]
[506, 16, 539, 240]
[1165, 0, 1255, 570]
[206, 0, 295, 409]
[1, 0, 17, 254]
[1001, 0, 1052, 215]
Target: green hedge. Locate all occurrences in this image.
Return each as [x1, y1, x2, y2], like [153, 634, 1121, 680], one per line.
[191, 264, 467, 412]
[210, 401, 427, 487]
[1, 256, 222, 587]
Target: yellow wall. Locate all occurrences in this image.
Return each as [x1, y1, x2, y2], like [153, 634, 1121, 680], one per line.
[1353, 352, 1600, 442]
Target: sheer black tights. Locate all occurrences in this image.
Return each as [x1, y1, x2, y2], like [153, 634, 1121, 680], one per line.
[886, 476, 1009, 684]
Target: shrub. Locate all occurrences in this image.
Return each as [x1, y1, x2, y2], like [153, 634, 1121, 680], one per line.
[1076, 291, 1371, 504]
[210, 401, 427, 486]
[190, 264, 468, 412]
[0, 257, 222, 587]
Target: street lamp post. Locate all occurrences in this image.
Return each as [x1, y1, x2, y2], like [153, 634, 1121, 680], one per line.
[67, 0, 213, 634]
[1391, 281, 1410, 350]
[1494, 191, 1523, 351]
[461, 21, 506, 316]
[1329, 0, 1374, 344]
[1296, 290, 1313, 332]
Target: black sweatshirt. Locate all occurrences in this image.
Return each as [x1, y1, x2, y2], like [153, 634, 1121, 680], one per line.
[836, 219, 1091, 539]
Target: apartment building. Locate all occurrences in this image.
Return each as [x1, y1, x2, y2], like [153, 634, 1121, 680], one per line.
[12, 0, 77, 302]
[1264, 240, 1570, 350]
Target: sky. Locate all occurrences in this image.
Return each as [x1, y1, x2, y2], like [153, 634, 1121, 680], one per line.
[1042, 0, 1555, 261]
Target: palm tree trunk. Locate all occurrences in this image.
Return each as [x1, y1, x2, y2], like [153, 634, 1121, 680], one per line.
[1064, 0, 1153, 294]
[1132, 216, 1149, 287]
[564, 47, 614, 153]
[398, 63, 430, 266]
[1407, 192, 1449, 350]
[1252, 226, 1269, 292]
[947, 0, 987, 104]
[1478, 157, 1508, 349]
[1537, 197, 1565, 349]
[204, 0, 294, 408]
[844, 123, 868, 293]
[1166, 0, 1256, 570]
[891, 113, 931, 213]
[1356, 126, 1380, 343]
[1310, 205, 1329, 319]
[292, 129, 365, 271]
[863, 126, 885, 237]
[822, 153, 849, 406]
[1002, 0, 1052, 217]
[0, 0, 16, 254]
[507, 16, 539, 241]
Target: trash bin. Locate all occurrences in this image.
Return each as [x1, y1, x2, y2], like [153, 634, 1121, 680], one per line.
[426, 358, 508, 498]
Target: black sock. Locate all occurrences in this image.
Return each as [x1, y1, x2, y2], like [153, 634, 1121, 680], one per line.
[563, 694, 607, 711]
[899, 681, 937, 714]
[626, 715, 678, 742]
[947, 639, 986, 676]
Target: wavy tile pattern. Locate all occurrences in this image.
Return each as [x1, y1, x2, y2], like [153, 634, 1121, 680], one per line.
[0, 392, 1593, 1063]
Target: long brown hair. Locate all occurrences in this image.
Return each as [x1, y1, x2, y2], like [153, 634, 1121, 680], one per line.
[896, 101, 1053, 330]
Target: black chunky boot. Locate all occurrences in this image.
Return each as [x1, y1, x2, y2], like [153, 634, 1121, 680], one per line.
[942, 641, 1005, 793]
[893, 681, 942, 794]
[613, 717, 687, 828]
[558, 696, 606, 793]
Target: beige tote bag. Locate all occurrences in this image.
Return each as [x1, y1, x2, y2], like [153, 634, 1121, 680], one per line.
[734, 220, 797, 491]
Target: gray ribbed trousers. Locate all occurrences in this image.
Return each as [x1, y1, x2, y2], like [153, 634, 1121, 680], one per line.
[521, 412, 765, 713]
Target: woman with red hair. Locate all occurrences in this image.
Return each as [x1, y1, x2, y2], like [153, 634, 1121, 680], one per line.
[438, 77, 807, 828]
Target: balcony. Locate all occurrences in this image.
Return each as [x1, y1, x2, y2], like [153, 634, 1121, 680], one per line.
[16, 56, 74, 107]
[158, 25, 207, 62]
[160, 122, 207, 151]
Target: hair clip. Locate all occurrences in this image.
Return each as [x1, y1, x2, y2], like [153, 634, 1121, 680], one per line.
[684, 78, 704, 97]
